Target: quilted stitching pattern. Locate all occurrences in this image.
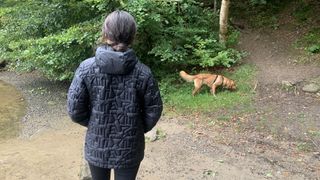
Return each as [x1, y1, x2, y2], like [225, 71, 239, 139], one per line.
[67, 51, 162, 169]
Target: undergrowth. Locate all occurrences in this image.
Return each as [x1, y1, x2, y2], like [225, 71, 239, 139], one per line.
[295, 28, 320, 54]
[293, 0, 320, 54]
[231, 0, 290, 29]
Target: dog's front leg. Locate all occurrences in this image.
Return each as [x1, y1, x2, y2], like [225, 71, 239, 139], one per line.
[210, 84, 217, 96]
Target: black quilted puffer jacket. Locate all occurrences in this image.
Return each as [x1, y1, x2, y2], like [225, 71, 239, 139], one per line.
[67, 45, 163, 169]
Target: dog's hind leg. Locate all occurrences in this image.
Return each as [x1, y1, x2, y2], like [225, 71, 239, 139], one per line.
[192, 79, 202, 96]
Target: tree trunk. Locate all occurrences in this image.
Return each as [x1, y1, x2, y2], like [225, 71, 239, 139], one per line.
[219, 0, 230, 44]
[214, 0, 217, 13]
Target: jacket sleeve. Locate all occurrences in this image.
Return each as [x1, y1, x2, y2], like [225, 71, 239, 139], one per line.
[142, 75, 163, 133]
[67, 64, 90, 127]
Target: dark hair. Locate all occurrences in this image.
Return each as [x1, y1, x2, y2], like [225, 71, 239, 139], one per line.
[102, 10, 137, 52]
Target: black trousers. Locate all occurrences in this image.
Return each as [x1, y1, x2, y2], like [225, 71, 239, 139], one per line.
[88, 163, 140, 180]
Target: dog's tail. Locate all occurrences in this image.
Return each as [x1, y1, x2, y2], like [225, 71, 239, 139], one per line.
[179, 71, 195, 82]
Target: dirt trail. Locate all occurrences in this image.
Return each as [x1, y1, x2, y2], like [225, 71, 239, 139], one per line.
[240, 30, 320, 84]
[235, 28, 320, 179]
[0, 116, 307, 180]
[0, 22, 320, 180]
[239, 26, 320, 139]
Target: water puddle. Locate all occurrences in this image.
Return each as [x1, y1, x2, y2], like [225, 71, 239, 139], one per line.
[0, 80, 26, 140]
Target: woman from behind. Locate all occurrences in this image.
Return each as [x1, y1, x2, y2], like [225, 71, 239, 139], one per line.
[67, 10, 163, 180]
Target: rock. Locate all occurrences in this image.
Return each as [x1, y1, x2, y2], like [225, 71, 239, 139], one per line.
[47, 101, 56, 105]
[145, 128, 157, 142]
[310, 76, 320, 85]
[79, 156, 92, 180]
[302, 83, 320, 93]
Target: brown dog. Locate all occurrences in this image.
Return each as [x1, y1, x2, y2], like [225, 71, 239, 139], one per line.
[179, 71, 236, 96]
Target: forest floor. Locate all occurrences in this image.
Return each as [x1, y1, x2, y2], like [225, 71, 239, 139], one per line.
[0, 14, 320, 180]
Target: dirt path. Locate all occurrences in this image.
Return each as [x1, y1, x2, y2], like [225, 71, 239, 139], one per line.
[0, 22, 320, 180]
[239, 27, 320, 139]
[235, 28, 320, 179]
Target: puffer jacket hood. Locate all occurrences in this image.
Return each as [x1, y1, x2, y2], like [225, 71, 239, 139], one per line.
[95, 45, 138, 74]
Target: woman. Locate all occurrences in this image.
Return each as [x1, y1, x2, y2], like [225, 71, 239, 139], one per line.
[67, 10, 163, 180]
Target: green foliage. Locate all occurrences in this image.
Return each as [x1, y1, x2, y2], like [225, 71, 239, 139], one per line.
[83, 0, 121, 13]
[292, 1, 320, 55]
[231, 0, 289, 28]
[296, 142, 313, 152]
[125, 0, 241, 68]
[292, 0, 318, 23]
[250, 0, 267, 5]
[4, 20, 101, 80]
[307, 45, 320, 54]
[0, 1, 97, 39]
[296, 28, 320, 54]
[0, 0, 241, 80]
[0, 0, 102, 80]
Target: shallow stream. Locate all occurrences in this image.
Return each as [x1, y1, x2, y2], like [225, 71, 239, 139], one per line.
[0, 80, 26, 140]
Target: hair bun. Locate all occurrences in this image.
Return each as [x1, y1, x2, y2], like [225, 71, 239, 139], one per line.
[112, 43, 128, 52]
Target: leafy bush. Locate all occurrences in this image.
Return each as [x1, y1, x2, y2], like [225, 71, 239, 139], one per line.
[126, 0, 241, 68]
[231, 0, 289, 28]
[292, 1, 313, 22]
[250, 0, 267, 5]
[296, 28, 320, 54]
[1, 0, 241, 81]
[0, 1, 97, 39]
[0, 1, 101, 80]
[307, 45, 320, 54]
[4, 19, 101, 80]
